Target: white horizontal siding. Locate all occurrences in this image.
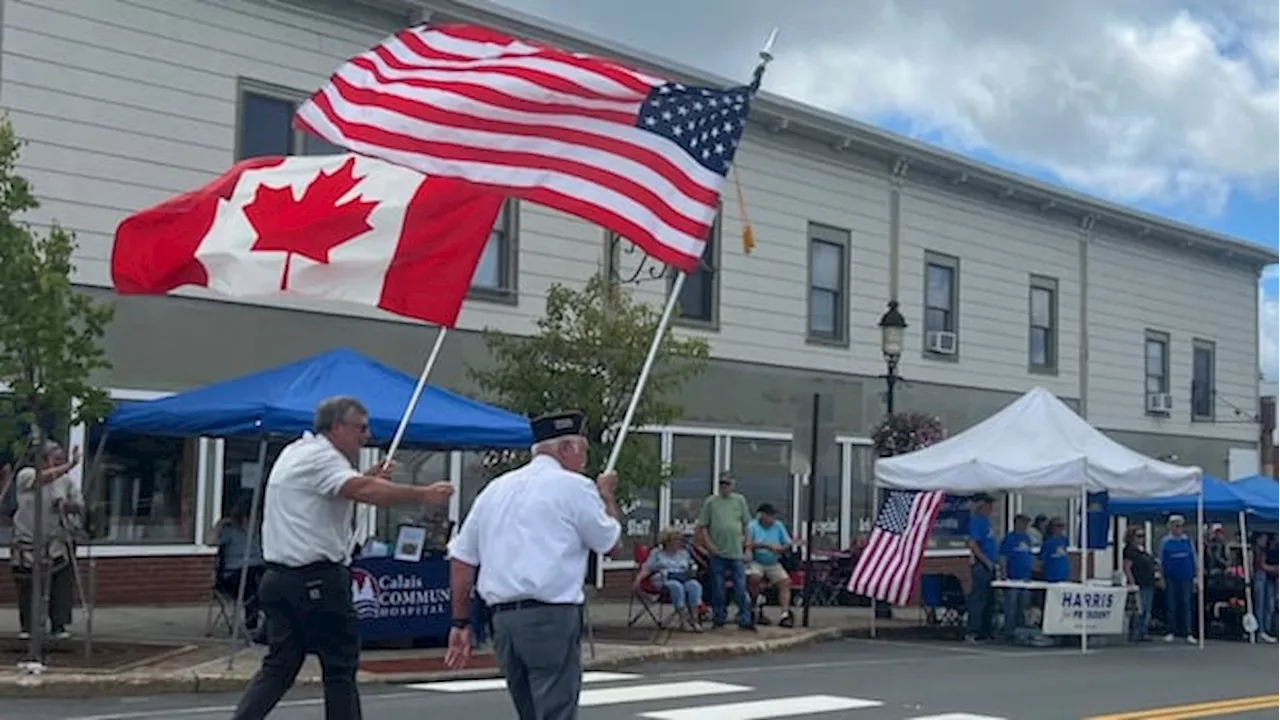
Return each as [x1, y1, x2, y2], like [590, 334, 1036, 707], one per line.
[895, 187, 1082, 397]
[1086, 232, 1258, 441]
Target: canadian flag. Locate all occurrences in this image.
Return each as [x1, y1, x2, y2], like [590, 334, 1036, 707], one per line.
[112, 154, 505, 327]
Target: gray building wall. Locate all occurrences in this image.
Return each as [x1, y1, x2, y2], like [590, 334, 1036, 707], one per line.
[87, 286, 1247, 479]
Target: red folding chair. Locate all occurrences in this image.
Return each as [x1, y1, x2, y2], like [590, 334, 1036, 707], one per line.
[627, 545, 673, 629]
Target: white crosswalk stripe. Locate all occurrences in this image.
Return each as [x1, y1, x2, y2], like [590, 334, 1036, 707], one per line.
[404, 672, 1006, 719]
[406, 671, 642, 693]
[638, 694, 884, 720]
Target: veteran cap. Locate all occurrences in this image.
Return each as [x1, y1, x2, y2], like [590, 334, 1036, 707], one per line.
[531, 410, 586, 443]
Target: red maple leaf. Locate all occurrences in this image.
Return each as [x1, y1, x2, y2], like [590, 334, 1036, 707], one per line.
[244, 156, 379, 291]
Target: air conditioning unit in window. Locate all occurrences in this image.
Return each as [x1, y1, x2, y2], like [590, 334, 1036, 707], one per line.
[1146, 392, 1172, 414]
[926, 330, 958, 355]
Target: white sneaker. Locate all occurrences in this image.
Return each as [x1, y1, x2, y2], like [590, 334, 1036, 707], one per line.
[1258, 632, 1276, 644]
[1163, 633, 1175, 642]
[1185, 635, 1197, 644]
[17, 631, 30, 640]
[52, 629, 71, 640]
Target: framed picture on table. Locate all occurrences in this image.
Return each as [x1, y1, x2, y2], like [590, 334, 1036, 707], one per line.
[394, 524, 428, 562]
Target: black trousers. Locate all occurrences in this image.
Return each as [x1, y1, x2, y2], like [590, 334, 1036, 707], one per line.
[12, 563, 74, 633]
[232, 563, 362, 720]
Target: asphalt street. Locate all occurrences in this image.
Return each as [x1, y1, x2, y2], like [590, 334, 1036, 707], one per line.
[6, 639, 1276, 720]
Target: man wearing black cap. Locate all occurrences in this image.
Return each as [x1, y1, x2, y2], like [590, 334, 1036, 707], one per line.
[444, 410, 620, 720]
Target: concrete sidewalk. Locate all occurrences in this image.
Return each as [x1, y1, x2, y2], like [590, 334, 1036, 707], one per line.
[0, 602, 922, 698]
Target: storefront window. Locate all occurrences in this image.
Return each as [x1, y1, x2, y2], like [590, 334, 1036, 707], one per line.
[616, 433, 660, 562]
[458, 450, 490, 522]
[0, 394, 69, 546]
[730, 438, 792, 527]
[668, 435, 714, 535]
[849, 444, 877, 543]
[220, 438, 287, 521]
[377, 450, 451, 552]
[808, 445, 843, 553]
[84, 412, 198, 544]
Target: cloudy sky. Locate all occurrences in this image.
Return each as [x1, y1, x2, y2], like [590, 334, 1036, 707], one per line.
[496, 0, 1280, 387]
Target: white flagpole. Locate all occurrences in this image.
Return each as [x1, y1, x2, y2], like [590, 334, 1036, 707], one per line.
[347, 327, 448, 559]
[594, 27, 781, 590]
[386, 328, 449, 464]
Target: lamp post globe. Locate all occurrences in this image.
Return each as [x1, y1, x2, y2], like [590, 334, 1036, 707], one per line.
[878, 300, 907, 366]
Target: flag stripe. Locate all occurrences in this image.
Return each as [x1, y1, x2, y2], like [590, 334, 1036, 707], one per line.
[298, 88, 708, 260]
[848, 490, 946, 606]
[325, 63, 721, 219]
[296, 23, 751, 273]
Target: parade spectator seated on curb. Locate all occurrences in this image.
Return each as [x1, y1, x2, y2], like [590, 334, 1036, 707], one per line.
[747, 503, 795, 628]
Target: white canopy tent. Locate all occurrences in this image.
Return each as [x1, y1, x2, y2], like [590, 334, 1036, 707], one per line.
[874, 387, 1205, 651]
[877, 387, 1202, 497]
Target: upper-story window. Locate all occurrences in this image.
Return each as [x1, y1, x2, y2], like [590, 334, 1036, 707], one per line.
[923, 251, 960, 359]
[1191, 339, 1216, 421]
[236, 80, 346, 160]
[666, 210, 721, 327]
[1029, 275, 1058, 373]
[1145, 330, 1171, 416]
[469, 200, 519, 301]
[806, 223, 850, 346]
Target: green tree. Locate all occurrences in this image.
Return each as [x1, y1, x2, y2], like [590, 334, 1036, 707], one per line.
[0, 113, 114, 461]
[469, 274, 710, 502]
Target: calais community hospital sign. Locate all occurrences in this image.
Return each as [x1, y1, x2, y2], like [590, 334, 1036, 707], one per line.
[1041, 585, 1128, 635]
[349, 558, 452, 640]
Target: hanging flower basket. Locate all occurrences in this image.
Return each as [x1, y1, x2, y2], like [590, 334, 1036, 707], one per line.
[871, 412, 946, 458]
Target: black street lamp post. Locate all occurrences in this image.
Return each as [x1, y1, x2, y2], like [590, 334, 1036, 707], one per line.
[878, 300, 907, 414]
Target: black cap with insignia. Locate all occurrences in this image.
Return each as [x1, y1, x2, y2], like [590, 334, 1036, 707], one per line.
[530, 410, 586, 443]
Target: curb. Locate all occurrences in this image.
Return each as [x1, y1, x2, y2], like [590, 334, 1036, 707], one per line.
[0, 627, 846, 699]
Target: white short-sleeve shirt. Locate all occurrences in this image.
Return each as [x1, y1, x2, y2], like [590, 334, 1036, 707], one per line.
[261, 432, 359, 567]
[447, 455, 620, 605]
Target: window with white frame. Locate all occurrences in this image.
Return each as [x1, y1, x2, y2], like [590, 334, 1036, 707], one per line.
[1029, 275, 1058, 372]
[924, 251, 960, 358]
[377, 449, 452, 553]
[810, 444, 844, 552]
[1145, 330, 1170, 414]
[615, 432, 662, 562]
[668, 434, 715, 534]
[730, 437, 793, 530]
[84, 401, 200, 544]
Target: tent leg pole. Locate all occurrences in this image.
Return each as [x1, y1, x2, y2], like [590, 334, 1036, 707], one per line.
[1197, 490, 1204, 649]
[869, 484, 878, 639]
[1238, 510, 1254, 644]
[228, 437, 268, 671]
[1080, 484, 1088, 655]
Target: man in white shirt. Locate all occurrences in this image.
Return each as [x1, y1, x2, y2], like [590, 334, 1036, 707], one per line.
[232, 396, 454, 720]
[445, 410, 620, 720]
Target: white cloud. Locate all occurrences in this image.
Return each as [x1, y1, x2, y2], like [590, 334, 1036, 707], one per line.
[498, 0, 1279, 213]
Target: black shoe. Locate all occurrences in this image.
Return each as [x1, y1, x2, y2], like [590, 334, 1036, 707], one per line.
[778, 613, 794, 628]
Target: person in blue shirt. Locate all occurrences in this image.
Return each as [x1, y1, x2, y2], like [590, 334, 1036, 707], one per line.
[1159, 514, 1198, 643]
[965, 494, 998, 642]
[1039, 517, 1071, 582]
[746, 503, 795, 628]
[999, 514, 1034, 638]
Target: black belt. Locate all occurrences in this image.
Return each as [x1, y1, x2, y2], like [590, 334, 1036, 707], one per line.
[489, 599, 580, 614]
[265, 561, 344, 573]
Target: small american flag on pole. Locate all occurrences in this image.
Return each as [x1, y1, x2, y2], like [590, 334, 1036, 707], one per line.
[848, 489, 946, 606]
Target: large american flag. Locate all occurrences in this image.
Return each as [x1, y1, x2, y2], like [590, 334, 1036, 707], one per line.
[848, 490, 946, 606]
[295, 24, 757, 274]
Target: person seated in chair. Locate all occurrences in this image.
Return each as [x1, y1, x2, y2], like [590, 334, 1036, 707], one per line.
[747, 503, 795, 628]
[635, 528, 704, 632]
[216, 501, 266, 634]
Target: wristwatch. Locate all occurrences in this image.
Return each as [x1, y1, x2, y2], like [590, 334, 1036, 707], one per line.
[451, 618, 470, 629]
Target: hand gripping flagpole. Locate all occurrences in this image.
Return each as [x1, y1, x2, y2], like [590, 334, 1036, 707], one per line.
[594, 29, 780, 591]
[345, 327, 449, 560]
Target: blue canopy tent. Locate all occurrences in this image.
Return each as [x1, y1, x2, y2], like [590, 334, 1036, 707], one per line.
[1229, 475, 1279, 522]
[1108, 475, 1260, 518]
[91, 348, 531, 656]
[1110, 474, 1277, 642]
[104, 347, 533, 449]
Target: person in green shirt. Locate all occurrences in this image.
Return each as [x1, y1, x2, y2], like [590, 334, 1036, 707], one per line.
[693, 472, 755, 630]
